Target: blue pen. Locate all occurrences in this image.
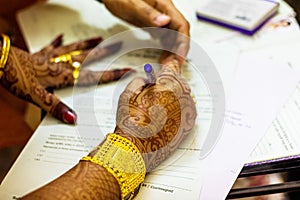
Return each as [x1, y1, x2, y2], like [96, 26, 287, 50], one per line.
[144, 63, 156, 84]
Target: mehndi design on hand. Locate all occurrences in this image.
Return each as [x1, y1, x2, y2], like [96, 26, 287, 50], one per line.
[0, 34, 133, 124]
[115, 60, 197, 171]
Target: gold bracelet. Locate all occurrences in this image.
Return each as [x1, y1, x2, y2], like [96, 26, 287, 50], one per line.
[0, 34, 11, 79]
[81, 133, 146, 200]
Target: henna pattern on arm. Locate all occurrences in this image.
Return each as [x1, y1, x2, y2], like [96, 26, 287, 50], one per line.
[21, 161, 121, 200]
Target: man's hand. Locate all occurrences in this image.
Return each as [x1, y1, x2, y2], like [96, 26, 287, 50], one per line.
[102, 0, 190, 66]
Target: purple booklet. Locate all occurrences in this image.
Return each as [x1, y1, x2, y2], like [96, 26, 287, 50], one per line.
[196, 0, 279, 36]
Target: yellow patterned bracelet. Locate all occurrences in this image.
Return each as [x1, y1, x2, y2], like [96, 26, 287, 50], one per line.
[0, 34, 11, 80]
[81, 133, 146, 200]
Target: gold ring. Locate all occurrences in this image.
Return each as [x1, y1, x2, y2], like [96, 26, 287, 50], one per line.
[72, 61, 81, 84]
[50, 50, 82, 84]
[50, 50, 82, 64]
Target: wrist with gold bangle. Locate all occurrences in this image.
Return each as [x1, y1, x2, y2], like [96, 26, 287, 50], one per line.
[81, 133, 146, 200]
[0, 33, 11, 80]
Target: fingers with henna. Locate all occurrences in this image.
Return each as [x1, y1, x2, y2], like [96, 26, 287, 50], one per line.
[50, 101, 77, 124]
[119, 77, 147, 101]
[33, 34, 64, 57]
[76, 41, 123, 64]
[75, 68, 135, 86]
[29, 83, 77, 124]
[50, 41, 123, 66]
[51, 36, 104, 57]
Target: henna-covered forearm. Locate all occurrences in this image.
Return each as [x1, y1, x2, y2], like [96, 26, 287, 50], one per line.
[21, 161, 121, 200]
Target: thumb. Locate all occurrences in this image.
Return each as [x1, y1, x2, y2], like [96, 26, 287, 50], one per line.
[103, 0, 171, 27]
[136, 1, 171, 27]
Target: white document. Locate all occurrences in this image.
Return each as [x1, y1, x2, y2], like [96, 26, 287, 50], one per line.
[245, 38, 300, 164]
[248, 81, 300, 163]
[0, 46, 213, 199]
[199, 52, 300, 199]
[2, 46, 298, 200]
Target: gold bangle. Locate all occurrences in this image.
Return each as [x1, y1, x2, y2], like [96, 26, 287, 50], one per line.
[81, 133, 146, 200]
[0, 34, 11, 79]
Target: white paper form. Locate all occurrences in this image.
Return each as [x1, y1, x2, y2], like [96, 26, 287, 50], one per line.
[245, 38, 300, 163]
[0, 1, 207, 199]
[199, 52, 300, 199]
[248, 82, 300, 163]
[0, 46, 214, 200]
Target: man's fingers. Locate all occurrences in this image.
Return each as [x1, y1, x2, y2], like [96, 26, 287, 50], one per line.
[135, 2, 171, 27]
[147, 0, 190, 64]
[103, 0, 170, 27]
[152, 0, 190, 36]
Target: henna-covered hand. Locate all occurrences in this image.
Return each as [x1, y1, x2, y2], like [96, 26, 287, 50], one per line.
[114, 60, 197, 171]
[19, 60, 196, 200]
[0, 34, 132, 124]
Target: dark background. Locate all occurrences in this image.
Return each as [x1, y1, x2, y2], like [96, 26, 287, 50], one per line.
[285, 0, 300, 23]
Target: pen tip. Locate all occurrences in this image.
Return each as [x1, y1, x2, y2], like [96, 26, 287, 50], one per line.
[144, 63, 153, 73]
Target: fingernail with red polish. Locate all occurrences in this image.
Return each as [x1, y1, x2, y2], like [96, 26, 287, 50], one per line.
[51, 34, 63, 47]
[86, 37, 104, 48]
[63, 111, 77, 124]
